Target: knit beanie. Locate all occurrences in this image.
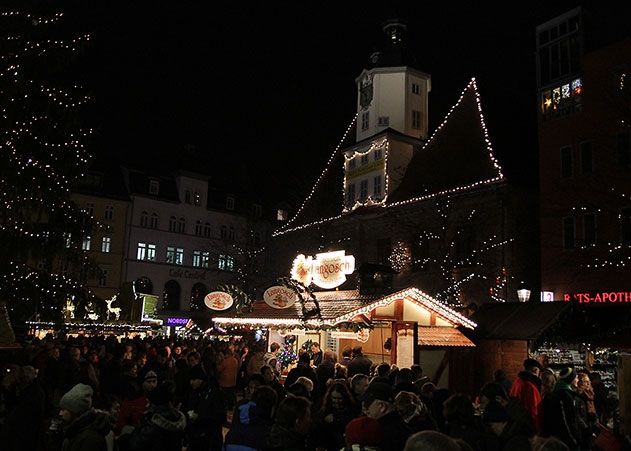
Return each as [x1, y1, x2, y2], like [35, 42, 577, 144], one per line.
[60, 383, 93, 415]
[559, 367, 576, 383]
[345, 416, 382, 446]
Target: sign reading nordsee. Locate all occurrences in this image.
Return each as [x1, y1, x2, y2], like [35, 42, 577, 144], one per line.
[263, 286, 297, 309]
[204, 291, 234, 311]
[291, 251, 355, 289]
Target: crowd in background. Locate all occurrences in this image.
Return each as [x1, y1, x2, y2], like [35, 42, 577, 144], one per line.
[0, 333, 627, 451]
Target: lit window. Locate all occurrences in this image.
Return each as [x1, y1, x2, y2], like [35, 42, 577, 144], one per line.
[193, 250, 210, 268]
[149, 180, 159, 195]
[147, 244, 156, 261]
[167, 247, 184, 265]
[102, 236, 111, 253]
[137, 243, 156, 261]
[277, 209, 288, 221]
[218, 254, 234, 271]
[226, 196, 235, 211]
[104, 205, 113, 220]
[82, 236, 91, 251]
[166, 246, 176, 264]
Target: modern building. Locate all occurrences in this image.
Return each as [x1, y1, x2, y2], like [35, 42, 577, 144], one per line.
[537, 7, 631, 302]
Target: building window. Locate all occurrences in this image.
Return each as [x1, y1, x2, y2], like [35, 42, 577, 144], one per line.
[252, 204, 262, 219]
[412, 83, 421, 95]
[374, 175, 382, 196]
[137, 242, 156, 261]
[185, 190, 191, 204]
[346, 183, 356, 206]
[361, 112, 369, 131]
[149, 180, 160, 195]
[374, 147, 382, 160]
[277, 209, 288, 221]
[228, 226, 235, 241]
[169, 216, 177, 232]
[166, 247, 184, 265]
[193, 250, 210, 268]
[204, 222, 211, 237]
[560, 146, 573, 178]
[226, 196, 235, 211]
[178, 217, 186, 234]
[150, 213, 159, 229]
[360, 153, 369, 165]
[98, 269, 109, 287]
[85, 202, 94, 216]
[621, 208, 631, 246]
[563, 217, 575, 250]
[583, 214, 596, 247]
[580, 141, 592, 174]
[218, 254, 234, 271]
[194, 192, 201, 205]
[378, 116, 389, 127]
[101, 236, 111, 253]
[539, 78, 582, 120]
[221, 225, 228, 239]
[617, 131, 630, 167]
[140, 211, 149, 228]
[359, 180, 368, 200]
[82, 235, 91, 251]
[195, 220, 203, 236]
[104, 205, 113, 220]
[412, 110, 421, 129]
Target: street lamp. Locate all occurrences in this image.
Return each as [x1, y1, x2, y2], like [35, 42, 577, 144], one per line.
[517, 288, 531, 302]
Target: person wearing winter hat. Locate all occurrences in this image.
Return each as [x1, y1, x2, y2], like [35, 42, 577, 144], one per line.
[362, 381, 412, 451]
[540, 366, 582, 450]
[115, 369, 158, 434]
[509, 357, 543, 432]
[58, 383, 113, 451]
[343, 416, 383, 450]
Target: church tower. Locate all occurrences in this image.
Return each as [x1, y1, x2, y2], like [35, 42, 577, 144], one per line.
[343, 19, 431, 212]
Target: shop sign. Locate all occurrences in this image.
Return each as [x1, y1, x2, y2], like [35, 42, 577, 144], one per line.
[563, 291, 631, 304]
[166, 317, 189, 326]
[540, 291, 554, 302]
[263, 286, 297, 309]
[356, 328, 370, 343]
[168, 268, 206, 280]
[204, 291, 234, 311]
[330, 329, 371, 342]
[291, 251, 355, 289]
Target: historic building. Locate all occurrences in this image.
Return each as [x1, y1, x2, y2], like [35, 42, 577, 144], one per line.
[537, 7, 631, 301]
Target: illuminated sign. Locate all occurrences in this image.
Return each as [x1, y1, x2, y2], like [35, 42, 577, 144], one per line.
[140, 294, 160, 323]
[166, 317, 189, 326]
[263, 286, 297, 309]
[291, 251, 355, 289]
[204, 292, 234, 311]
[563, 291, 631, 304]
[540, 291, 554, 303]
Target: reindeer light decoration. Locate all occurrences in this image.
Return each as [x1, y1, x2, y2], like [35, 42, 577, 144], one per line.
[105, 296, 121, 321]
[64, 299, 75, 320]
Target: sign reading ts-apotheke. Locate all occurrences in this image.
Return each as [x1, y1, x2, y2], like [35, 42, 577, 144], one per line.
[291, 251, 355, 289]
[563, 291, 631, 304]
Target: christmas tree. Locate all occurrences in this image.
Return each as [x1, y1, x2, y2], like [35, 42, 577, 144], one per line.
[0, 5, 97, 327]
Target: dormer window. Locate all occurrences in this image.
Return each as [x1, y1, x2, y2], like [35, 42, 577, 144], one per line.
[412, 83, 420, 95]
[149, 180, 160, 195]
[226, 196, 235, 211]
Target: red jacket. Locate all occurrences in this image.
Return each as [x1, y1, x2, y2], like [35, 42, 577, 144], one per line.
[509, 371, 542, 431]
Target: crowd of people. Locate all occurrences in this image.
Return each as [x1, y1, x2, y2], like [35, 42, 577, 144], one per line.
[0, 333, 626, 451]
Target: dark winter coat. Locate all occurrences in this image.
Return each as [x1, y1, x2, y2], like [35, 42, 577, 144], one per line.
[184, 380, 226, 451]
[509, 371, 542, 431]
[377, 411, 413, 451]
[312, 406, 356, 451]
[264, 424, 309, 451]
[540, 382, 581, 450]
[346, 355, 372, 378]
[127, 404, 187, 451]
[61, 409, 113, 451]
[0, 381, 46, 451]
[284, 364, 318, 392]
[224, 400, 274, 451]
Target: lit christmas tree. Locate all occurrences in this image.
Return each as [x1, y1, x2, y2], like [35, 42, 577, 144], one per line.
[0, 6, 97, 326]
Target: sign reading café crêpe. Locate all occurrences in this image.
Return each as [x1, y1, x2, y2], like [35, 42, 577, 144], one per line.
[291, 251, 355, 289]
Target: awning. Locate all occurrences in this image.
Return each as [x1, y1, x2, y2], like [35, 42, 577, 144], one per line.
[418, 326, 475, 347]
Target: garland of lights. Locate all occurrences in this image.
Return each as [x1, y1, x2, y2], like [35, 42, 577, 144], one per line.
[278, 277, 322, 322]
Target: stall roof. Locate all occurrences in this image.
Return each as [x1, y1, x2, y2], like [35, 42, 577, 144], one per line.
[468, 302, 571, 340]
[418, 326, 475, 347]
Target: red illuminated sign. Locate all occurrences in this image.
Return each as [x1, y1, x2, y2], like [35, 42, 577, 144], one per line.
[563, 292, 631, 304]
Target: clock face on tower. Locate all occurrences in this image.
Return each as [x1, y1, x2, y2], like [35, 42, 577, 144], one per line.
[360, 74, 373, 109]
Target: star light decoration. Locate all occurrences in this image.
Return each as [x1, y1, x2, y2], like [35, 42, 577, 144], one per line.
[273, 77, 504, 236]
[0, 8, 96, 321]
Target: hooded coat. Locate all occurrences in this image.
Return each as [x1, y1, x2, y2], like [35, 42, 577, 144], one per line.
[61, 409, 114, 451]
[127, 404, 187, 451]
[224, 400, 274, 451]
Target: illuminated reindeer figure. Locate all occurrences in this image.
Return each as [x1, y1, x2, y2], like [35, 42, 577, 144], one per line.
[64, 299, 75, 320]
[105, 296, 121, 321]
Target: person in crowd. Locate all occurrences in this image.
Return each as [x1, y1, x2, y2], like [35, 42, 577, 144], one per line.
[395, 390, 438, 433]
[478, 382, 533, 437]
[481, 400, 531, 450]
[127, 381, 187, 451]
[62, 346, 83, 393]
[492, 369, 512, 396]
[404, 430, 462, 451]
[184, 365, 226, 451]
[116, 370, 158, 435]
[39, 345, 63, 414]
[312, 381, 356, 451]
[173, 357, 190, 405]
[394, 368, 420, 396]
[217, 348, 239, 410]
[349, 373, 369, 414]
[57, 383, 115, 451]
[261, 364, 286, 403]
[347, 346, 372, 378]
[0, 365, 46, 451]
[372, 362, 391, 384]
[410, 364, 430, 391]
[334, 362, 348, 380]
[241, 373, 265, 403]
[286, 381, 311, 399]
[82, 349, 101, 395]
[294, 376, 314, 397]
[135, 352, 149, 379]
[266, 396, 312, 451]
[264, 342, 281, 375]
[315, 349, 336, 398]
[540, 366, 582, 450]
[119, 359, 140, 400]
[245, 343, 266, 378]
[362, 380, 412, 451]
[224, 385, 277, 451]
[340, 347, 353, 366]
[589, 371, 609, 423]
[343, 416, 383, 451]
[574, 370, 595, 449]
[540, 368, 557, 399]
[186, 351, 202, 369]
[284, 351, 318, 391]
[310, 342, 323, 367]
[509, 357, 543, 431]
[443, 393, 486, 451]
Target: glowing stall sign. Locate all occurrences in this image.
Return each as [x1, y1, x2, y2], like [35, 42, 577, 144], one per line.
[291, 251, 355, 289]
[166, 317, 189, 327]
[263, 286, 297, 309]
[204, 291, 234, 311]
[563, 291, 631, 304]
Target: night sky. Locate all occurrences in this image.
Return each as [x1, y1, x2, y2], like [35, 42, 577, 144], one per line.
[71, 1, 630, 204]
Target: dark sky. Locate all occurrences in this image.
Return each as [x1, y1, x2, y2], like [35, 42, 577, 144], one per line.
[72, 1, 630, 204]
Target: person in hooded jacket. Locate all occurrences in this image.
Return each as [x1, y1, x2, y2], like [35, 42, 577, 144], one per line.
[540, 367, 582, 450]
[509, 358, 543, 432]
[184, 365, 226, 451]
[127, 381, 187, 451]
[224, 385, 277, 451]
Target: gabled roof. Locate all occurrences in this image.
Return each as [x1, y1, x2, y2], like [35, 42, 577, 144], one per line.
[273, 79, 504, 237]
[418, 326, 475, 347]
